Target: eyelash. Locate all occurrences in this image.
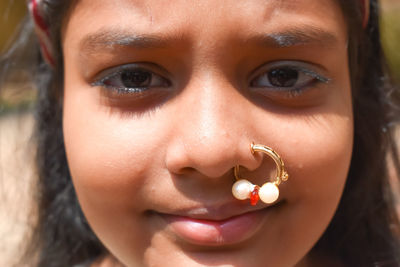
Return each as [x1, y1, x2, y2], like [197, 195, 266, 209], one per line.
[91, 63, 330, 98]
[91, 65, 171, 96]
[249, 63, 330, 98]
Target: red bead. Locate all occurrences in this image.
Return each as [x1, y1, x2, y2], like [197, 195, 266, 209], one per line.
[250, 187, 260, 206]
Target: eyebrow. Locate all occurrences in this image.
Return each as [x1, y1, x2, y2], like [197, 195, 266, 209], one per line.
[79, 25, 339, 54]
[249, 26, 339, 48]
[79, 29, 180, 54]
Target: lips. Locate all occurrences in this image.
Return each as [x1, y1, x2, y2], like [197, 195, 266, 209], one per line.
[158, 203, 277, 246]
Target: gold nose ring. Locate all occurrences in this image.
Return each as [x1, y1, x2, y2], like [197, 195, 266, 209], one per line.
[232, 143, 289, 205]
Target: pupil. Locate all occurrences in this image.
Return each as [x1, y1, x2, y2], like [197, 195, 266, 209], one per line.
[121, 71, 151, 88]
[268, 68, 298, 87]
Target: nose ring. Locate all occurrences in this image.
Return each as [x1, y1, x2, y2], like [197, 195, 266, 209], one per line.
[232, 143, 289, 205]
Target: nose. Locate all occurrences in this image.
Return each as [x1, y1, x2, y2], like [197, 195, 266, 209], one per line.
[165, 74, 263, 178]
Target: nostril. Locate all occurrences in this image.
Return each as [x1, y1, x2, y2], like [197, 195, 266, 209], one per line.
[165, 139, 264, 179]
[175, 166, 196, 175]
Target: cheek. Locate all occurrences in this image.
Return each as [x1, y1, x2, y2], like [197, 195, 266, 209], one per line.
[271, 71, 354, 210]
[63, 103, 164, 208]
[265, 111, 353, 259]
[245, 90, 353, 262]
[62, 83, 172, 252]
[63, 96, 170, 264]
[289, 94, 354, 206]
[283, 113, 353, 203]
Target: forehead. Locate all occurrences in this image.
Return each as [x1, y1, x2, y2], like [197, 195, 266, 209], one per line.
[64, 0, 347, 45]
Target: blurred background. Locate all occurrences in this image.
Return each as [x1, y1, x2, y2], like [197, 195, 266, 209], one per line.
[0, 0, 399, 266]
[382, 0, 400, 82]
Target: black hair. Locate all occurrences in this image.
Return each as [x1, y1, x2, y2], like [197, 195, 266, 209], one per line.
[314, 1, 400, 266]
[1, 0, 399, 266]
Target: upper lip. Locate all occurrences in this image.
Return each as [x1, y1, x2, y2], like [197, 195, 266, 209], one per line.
[154, 199, 280, 221]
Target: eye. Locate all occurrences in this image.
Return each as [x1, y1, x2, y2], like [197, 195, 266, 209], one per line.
[250, 62, 330, 97]
[256, 67, 300, 87]
[92, 64, 171, 95]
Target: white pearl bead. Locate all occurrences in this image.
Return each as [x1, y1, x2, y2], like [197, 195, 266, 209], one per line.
[259, 182, 279, 204]
[232, 179, 253, 200]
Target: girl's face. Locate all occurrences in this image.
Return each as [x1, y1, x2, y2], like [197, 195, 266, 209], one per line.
[62, 0, 353, 266]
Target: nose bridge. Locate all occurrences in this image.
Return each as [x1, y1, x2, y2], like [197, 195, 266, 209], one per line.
[166, 72, 261, 178]
[190, 74, 237, 148]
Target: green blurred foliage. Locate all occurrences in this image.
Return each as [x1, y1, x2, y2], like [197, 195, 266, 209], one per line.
[0, 1, 26, 53]
[0, 1, 29, 114]
[381, 5, 400, 83]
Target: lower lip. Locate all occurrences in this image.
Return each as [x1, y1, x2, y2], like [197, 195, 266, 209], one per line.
[161, 209, 269, 246]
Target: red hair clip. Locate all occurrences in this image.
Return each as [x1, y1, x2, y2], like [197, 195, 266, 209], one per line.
[28, 0, 55, 67]
[360, 0, 370, 28]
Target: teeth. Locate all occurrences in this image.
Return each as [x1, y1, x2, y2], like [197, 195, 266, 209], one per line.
[186, 207, 209, 216]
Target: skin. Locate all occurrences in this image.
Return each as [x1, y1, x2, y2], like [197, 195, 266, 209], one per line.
[62, 0, 353, 266]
